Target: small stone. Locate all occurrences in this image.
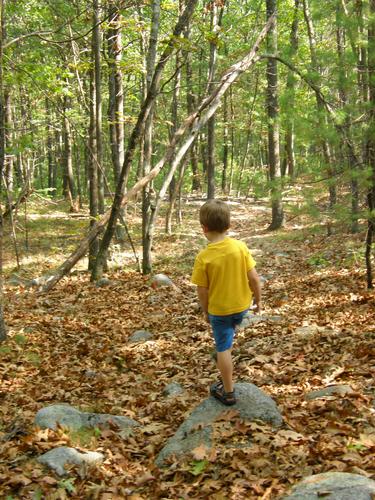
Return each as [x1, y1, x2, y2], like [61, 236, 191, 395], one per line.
[306, 385, 354, 400]
[38, 447, 104, 476]
[282, 472, 375, 499]
[95, 278, 112, 287]
[128, 330, 153, 343]
[163, 382, 184, 397]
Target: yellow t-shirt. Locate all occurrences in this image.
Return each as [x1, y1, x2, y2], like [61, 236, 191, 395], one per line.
[191, 237, 256, 315]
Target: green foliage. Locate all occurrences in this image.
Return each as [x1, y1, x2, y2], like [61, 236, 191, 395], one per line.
[57, 478, 76, 494]
[13, 334, 27, 346]
[189, 459, 208, 476]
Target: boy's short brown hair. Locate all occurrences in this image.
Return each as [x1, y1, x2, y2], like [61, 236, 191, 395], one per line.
[200, 199, 230, 233]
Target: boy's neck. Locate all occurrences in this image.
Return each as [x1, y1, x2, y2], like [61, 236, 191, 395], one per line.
[206, 231, 227, 243]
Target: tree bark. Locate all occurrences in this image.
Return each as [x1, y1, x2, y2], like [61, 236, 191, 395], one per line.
[166, 51, 182, 235]
[141, 0, 161, 275]
[93, 0, 104, 214]
[184, 19, 200, 191]
[62, 95, 77, 211]
[206, 1, 223, 200]
[88, 57, 99, 270]
[266, 0, 284, 230]
[107, 2, 124, 185]
[284, 0, 299, 179]
[0, 0, 7, 341]
[365, 0, 375, 288]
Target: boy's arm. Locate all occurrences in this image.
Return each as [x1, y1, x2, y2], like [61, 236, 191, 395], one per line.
[247, 268, 262, 313]
[197, 286, 209, 322]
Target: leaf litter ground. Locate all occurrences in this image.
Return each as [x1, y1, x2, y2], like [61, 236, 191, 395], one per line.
[0, 198, 374, 499]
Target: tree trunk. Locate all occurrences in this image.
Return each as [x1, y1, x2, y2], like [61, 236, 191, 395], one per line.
[266, 0, 284, 230]
[45, 98, 55, 195]
[88, 59, 99, 270]
[107, 2, 124, 185]
[184, 20, 200, 191]
[365, 0, 375, 288]
[142, 0, 161, 275]
[63, 94, 77, 211]
[93, 0, 104, 213]
[284, 0, 299, 179]
[222, 88, 229, 193]
[166, 51, 182, 235]
[206, 2, 221, 200]
[0, 0, 7, 341]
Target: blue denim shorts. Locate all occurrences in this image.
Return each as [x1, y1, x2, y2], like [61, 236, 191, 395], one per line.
[208, 310, 247, 352]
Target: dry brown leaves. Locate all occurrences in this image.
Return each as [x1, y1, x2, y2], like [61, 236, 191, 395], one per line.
[0, 201, 374, 498]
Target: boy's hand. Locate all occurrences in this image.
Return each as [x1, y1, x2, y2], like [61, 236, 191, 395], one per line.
[253, 302, 262, 314]
[204, 312, 209, 323]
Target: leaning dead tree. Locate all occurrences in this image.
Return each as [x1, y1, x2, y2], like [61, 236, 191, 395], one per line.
[42, 14, 275, 292]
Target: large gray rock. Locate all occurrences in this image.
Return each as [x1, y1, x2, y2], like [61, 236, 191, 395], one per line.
[283, 472, 375, 499]
[155, 382, 282, 467]
[35, 404, 138, 431]
[38, 447, 104, 476]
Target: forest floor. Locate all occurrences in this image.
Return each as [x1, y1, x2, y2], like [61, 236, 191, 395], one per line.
[0, 194, 374, 499]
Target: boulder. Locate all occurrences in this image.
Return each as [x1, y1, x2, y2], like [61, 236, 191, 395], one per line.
[283, 472, 375, 499]
[155, 382, 282, 467]
[35, 404, 138, 431]
[306, 385, 354, 401]
[128, 330, 153, 344]
[38, 447, 104, 476]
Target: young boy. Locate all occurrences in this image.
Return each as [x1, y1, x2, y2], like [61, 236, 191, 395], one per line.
[191, 199, 261, 406]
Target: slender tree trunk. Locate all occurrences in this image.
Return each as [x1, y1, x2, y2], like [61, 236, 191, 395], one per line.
[222, 89, 229, 193]
[45, 98, 55, 194]
[63, 95, 77, 211]
[206, 2, 221, 200]
[93, 0, 104, 213]
[266, 0, 284, 229]
[285, 0, 299, 179]
[365, 0, 375, 288]
[0, 0, 7, 341]
[184, 20, 200, 191]
[107, 2, 124, 185]
[88, 61, 99, 270]
[4, 89, 12, 195]
[142, 0, 161, 275]
[166, 51, 182, 234]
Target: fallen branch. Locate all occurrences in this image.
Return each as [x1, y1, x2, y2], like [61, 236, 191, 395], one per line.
[42, 14, 275, 292]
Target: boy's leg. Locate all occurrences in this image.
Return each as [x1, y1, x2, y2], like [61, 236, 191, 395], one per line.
[216, 348, 233, 393]
[209, 314, 235, 393]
